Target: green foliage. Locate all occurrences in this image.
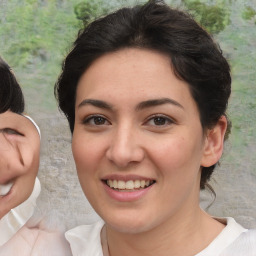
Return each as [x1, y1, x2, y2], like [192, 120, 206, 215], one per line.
[74, 0, 110, 24]
[6, 37, 42, 67]
[242, 6, 256, 21]
[0, 0, 81, 67]
[0, 0, 84, 111]
[182, 0, 230, 34]
[74, 1, 98, 21]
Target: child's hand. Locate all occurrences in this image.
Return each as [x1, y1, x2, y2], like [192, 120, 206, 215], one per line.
[0, 111, 40, 219]
[0, 217, 72, 256]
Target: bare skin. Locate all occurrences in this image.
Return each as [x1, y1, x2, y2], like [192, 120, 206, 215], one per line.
[0, 218, 72, 256]
[0, 111, 40, 219]
[0, 111, 72, 255]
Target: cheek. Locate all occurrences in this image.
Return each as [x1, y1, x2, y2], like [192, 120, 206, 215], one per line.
[151, 137, 203, 208]
[72, 139, 95, 197]
[150, 135, 203, 175]
[72, 134, 104, 177]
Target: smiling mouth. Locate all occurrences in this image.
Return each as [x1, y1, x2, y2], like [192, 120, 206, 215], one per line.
[0, 182, 14, 197]
[104, 179, 155, 191]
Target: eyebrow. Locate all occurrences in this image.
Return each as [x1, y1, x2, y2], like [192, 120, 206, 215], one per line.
[78, 99, 113, 110]
[78, 97, 184, 111]
[135, 98, 184, 111]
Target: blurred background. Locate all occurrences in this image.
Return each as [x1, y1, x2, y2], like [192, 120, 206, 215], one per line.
[0, 0, 255, 229]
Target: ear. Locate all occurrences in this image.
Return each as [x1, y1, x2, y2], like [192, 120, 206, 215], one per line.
[201, 116, 227, 167]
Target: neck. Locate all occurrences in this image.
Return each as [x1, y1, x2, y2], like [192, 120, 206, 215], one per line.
[106, 208, 225, 256]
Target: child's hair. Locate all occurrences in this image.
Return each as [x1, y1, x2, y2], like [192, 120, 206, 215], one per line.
[0, 56, 25, 114]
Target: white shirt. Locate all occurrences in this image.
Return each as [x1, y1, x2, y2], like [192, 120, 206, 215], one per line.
[65, 217, 256, 256]
[0, 177, 41, 246]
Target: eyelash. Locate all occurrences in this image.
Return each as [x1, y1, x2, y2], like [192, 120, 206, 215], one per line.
[1, 128, 23, 136]
[144, 114, 175, 127]
[82, 115, 110, 126]
[82, 114, 175, 127]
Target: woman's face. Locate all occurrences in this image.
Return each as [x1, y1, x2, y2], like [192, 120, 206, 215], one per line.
[72, 48, 214, 233]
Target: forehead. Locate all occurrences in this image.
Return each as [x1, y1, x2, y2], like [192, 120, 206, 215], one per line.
[76, 48, 195, 109]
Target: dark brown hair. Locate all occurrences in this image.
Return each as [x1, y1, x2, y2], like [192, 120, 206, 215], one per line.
[55, 0, 231, 189]
[0, 56, 25, 114]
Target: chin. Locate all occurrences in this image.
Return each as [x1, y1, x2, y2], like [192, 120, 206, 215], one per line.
[102, 211, 155, 234]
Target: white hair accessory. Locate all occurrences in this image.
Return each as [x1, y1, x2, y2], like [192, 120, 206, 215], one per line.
[23, 115, 41, 139]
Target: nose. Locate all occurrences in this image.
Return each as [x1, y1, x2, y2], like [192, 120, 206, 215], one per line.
[106, 125, 145, 168]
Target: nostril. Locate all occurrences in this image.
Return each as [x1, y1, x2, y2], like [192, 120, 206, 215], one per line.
[106, 144, 145, 168]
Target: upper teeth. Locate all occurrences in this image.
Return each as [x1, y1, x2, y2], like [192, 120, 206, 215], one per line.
[0, 182, 13, 196]
[107, 180, 153, 190]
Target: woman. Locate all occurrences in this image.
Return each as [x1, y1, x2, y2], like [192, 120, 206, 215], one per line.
[0, 57, 71, 255]
[55, 1, 256, 255]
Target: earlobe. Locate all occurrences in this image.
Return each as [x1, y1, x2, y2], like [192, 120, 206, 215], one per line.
[201, 116, 227, 167]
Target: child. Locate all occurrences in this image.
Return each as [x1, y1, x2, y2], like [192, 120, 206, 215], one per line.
[0, 57, 71, 255]
[0, 56, 41, 245]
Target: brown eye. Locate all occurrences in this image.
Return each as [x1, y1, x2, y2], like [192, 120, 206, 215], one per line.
[83, 115, 110, 126]
[145, 115, 174, 127]
[153, 117, 167, 126]
[93, 116, 107, 125]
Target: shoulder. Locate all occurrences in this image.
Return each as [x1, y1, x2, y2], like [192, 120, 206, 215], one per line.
[65, 219, 105, 256]
[220, 229, 256, 255]
[196, 217, 253, 256]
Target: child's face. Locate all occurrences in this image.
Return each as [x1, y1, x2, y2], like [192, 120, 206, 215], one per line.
[0, 111, 40, 219]
[72, 48, 225, 234]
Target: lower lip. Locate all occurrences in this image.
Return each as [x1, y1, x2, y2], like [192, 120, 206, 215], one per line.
[102, 182, 154, 202]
